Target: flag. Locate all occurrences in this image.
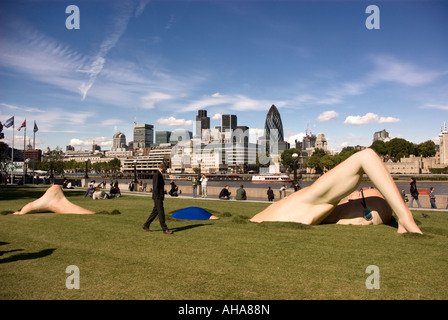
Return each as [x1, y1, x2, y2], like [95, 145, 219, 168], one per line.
[4, 116, 14, 128]
[17, 119, 26, 131]
[34, 121, 39, 133]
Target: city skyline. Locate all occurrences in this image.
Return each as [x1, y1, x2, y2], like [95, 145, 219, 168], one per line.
[1, 0, 447, 152]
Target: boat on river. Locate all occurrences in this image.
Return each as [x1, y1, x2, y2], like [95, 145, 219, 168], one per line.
[251, 175, 293, 183]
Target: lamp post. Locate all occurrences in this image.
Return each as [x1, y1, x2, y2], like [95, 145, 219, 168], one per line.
[133, 159, 138, 183]
[49, 161, 54, 184]
[292, 153, 298, 190]
[292, 153, 298, 181]
[24, 158, 30, 185]
[84, 159, 89, 180]
[197, 159, 201, 197]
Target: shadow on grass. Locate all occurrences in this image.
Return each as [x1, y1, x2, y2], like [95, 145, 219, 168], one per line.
[0, 248, 56, 264]
[170, 224, 210, 232]
[258, 221, 314, 230]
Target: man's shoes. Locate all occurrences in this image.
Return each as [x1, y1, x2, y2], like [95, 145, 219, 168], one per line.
[142, 225, 151, 232]
[163, 229, 173, 235]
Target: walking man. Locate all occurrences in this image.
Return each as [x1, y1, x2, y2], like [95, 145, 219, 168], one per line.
[142, 162, 173, 234]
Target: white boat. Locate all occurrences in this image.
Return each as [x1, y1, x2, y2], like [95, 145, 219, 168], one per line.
[166, 175, 192, 181]
[251, 175, 293, 183]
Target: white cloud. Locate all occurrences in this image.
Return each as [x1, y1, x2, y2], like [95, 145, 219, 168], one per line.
[378, 116, 400, 124]
[79, 3, 135, 100]
[420, 103, 448, 110]
[142, 92, 174, 109]
[184, 92, 284, 112]
[344, 112, 400, 125]
[248, 128, 265, 143]
[212, 113, 222, 120]
[317, 110, 339, 122]
[286, 132, 306, 146]
[69, 137, 112, 147]
[369, 56, 444, 86]
[157, 117, 193, 127]
[212, 92, 224, 98]
[101, 118, 124, 126]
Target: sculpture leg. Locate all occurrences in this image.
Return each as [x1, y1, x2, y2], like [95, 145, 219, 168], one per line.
[13, 185, 95, 215]
[251, 149, 422, 234]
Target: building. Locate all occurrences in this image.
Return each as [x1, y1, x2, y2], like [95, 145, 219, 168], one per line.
[24, 149, 42, 163]
[112, 132, 127, 150]
[264, 105, 284, 143]
[302, 133, 316, 151]
[122, 145, 173, 177]
[262, 104, 288, 156]
[170, 129, 192, 144]
[195, 110, 210, 139]
[133, 123, 154, 149]
[384, 155, 439, 174]
[155, 131, 171, 146]
[373, 129, 390, 142]
[315, 133, 328, 151]
[221, 114, 237, 132]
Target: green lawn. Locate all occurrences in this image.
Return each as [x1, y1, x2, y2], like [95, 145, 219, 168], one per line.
[1, 186, 447, 300]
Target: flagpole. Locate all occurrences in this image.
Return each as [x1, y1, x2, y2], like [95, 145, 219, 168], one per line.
[33, 121, 36, 184]
[23, 120, 26, 184]
[11, 118, 15, 184]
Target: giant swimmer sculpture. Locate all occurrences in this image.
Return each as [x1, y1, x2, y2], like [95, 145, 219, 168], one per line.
[250, 148, 422, 234]
[13, 184, 95, 215]
[12, 149, 422, 234]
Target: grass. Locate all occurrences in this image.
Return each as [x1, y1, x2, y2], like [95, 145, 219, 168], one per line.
[1, 185, 447, 300]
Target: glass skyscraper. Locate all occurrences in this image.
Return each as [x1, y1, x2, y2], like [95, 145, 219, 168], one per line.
[264, 104, 284, 143]
[133, 124, 154, 149]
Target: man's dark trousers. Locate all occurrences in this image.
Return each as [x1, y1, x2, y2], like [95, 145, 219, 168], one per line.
[143, 198, 168, 231]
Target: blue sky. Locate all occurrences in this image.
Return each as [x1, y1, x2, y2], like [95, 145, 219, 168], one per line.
[1, 0, 447, 152]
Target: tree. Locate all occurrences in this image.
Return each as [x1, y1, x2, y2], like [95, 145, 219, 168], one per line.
[108, 158, 121, 173]
[370, 140, 387, 155]
[280, 148, 301, 172]
[416, 140, 436, 157]
[386, 138, 414, 159]
[304, 148, 327, 173]
[320, 154, 335, 171]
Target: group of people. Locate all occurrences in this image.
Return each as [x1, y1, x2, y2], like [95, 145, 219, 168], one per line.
[128, 180, 148, 192]
[191, 174, 209, 198]
[84, 180, 122, 199]
[407, 177, 447, 209]
[218, 185, 247, 200]
[267, 182, 300, 202]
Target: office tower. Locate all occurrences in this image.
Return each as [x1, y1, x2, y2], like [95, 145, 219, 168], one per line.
[264, 105, 284, 143]
[196, 109, 210, 138]
[133, 124, 154, 149]
[221, 114, 237, 132]
[155, 131, 171, 146]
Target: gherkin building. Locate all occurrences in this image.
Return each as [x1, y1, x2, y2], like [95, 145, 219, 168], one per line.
[264, 104, 284, 143]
